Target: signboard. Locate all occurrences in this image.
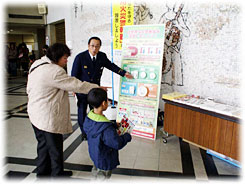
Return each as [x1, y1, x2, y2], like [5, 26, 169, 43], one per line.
[112, 1, 134, 50]
[116, 25, 165, 140]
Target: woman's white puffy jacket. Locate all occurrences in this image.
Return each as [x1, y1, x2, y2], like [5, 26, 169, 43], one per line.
[27, 56, 98, 134]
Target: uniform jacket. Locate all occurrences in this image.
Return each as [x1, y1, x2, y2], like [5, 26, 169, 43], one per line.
[71, 50, 126, 100]
[27, 56, 98, 134]
[84, 110, 131, 170]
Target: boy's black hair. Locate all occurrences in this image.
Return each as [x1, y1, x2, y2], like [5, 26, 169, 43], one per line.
[46, 43, 71, 63]
[87, 88, 107, 108]
[88, 37, 102, 46]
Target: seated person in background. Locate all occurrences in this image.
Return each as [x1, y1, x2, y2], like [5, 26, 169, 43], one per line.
[83, 88, 132, 180]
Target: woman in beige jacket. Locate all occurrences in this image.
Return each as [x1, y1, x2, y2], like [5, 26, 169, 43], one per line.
[27, 43, 100, 178]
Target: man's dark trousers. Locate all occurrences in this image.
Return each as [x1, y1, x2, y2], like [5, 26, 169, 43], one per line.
[77, 98, 89, 136]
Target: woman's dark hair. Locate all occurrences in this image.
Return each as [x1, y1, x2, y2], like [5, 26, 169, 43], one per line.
[87, 88, 107, 108]
[46, 43, 71, 63]
[88, 37, 102, 46]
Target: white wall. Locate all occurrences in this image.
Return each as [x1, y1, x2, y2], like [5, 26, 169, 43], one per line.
[69, 1, 119, 101]
[46, 1, 242, 110]
[46, 2, 73, 74]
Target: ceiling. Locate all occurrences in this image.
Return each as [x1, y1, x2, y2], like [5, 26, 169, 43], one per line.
[5, 4, 46, 35]
[6, 23, 46, 35]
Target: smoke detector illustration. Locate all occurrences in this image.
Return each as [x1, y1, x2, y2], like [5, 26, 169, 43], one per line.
[128, 46, 138, 56]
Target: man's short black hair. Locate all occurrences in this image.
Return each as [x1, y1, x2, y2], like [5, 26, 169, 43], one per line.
[46, 43, 71, 63]
[88, 37, 102, 46]
[87, 88, 107, 108]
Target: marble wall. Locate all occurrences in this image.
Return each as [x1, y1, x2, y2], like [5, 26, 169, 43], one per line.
[63, 1, 241, 109]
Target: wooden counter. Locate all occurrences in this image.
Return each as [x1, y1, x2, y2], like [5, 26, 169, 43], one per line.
[163, 100, 241, 161]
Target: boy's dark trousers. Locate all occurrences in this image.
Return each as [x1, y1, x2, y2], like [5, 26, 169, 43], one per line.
[32, 125, 63, 177]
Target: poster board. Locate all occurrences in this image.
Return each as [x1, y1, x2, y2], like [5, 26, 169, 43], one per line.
[116, 24, 165, 140]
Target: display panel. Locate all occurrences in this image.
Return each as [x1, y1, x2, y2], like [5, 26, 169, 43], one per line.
[116, 25, 165, 140]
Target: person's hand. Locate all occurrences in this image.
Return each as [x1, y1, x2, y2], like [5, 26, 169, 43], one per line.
[72, 92, 76, 97]
[125, 72, 134, 79]
[116, 122, 121, 128]
[100, 86, 112, 91]
[124, 132, 132, 142]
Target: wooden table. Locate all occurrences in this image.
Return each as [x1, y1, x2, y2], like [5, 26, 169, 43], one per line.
[163, 99, 241, 161]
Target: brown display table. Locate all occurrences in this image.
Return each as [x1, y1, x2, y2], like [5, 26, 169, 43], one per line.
[163, 99, 241, 162]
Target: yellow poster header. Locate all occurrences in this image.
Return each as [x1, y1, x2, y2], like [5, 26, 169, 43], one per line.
[113, 1, 134, 50]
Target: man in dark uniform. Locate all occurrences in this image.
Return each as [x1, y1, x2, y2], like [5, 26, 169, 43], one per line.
[71, 37, 133, 140]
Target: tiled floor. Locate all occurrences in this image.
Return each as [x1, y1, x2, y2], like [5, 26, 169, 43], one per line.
[2, 76, 241, 182]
